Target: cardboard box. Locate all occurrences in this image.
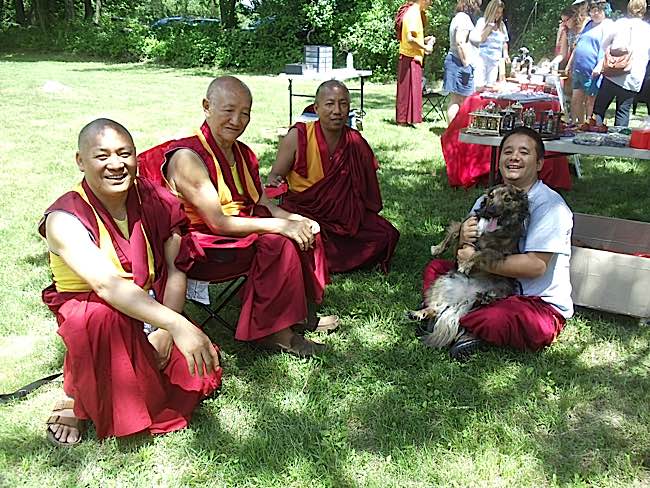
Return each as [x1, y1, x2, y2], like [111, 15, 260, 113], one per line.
[570, 213, 650, 318]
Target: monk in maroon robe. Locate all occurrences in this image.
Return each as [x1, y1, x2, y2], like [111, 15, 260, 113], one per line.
[267, 80, 400, 273]
[42, 119, 221, 446]
[138, 76, 332, 357]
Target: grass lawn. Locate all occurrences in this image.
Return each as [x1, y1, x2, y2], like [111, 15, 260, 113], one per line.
[1, 52, 649, 488]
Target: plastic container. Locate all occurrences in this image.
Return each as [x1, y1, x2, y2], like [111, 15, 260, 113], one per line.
[629, 128, 650, 149]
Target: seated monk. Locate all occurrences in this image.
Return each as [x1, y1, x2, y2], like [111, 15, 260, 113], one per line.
[138, 76, 334, 357]
[41, 119, 222, 446]
[267, 80, 400, 273]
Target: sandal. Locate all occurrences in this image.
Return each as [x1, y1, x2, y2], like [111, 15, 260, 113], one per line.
[449, 332, 486, 362]
[255, 333, 325, 358]
[295, 315, 340, 335]
[46, 399, 85, 447]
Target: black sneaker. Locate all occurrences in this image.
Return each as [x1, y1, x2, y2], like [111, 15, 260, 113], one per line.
[449, 332, 485, 362]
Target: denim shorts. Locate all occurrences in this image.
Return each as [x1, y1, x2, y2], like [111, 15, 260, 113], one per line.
[443, 53, 475, 96]
[572, 71, 601, 97]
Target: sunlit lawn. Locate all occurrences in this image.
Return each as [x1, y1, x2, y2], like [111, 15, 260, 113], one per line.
[0, 52, 649, 487]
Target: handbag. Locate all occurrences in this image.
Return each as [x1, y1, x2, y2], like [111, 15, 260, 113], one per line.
[602, 24, 633, 77]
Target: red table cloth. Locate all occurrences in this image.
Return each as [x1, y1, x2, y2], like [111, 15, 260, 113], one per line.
[442, 93, 572, 190]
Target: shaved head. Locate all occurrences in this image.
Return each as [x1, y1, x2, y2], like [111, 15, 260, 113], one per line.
[78, 118, 133, 152]
[315, 80, 350, 103]
[206, 76, 252, 104]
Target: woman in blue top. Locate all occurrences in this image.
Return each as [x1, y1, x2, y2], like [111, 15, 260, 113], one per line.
[565, 0, 613, 125]
[470, 0, 509, 88]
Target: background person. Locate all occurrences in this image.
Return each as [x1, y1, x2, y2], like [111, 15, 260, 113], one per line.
[470, 0, 510, 88]
[444, 0, 482, 121]
[565, 0, 613, 125]
[395, 0, 435, 127]
[592, 0, 650, 127]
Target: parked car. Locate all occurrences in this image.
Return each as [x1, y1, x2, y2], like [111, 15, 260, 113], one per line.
[150, 17, 220, 28]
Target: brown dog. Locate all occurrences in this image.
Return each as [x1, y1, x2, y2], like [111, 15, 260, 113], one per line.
[409, 184, 529, 348]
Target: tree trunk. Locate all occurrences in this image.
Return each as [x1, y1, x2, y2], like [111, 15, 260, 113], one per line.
[93, 0, 100, 24]
[14, 0, 26, 25]
[219, 0, 236, 28]
[34, 0, 49, 30]
[64, 0, 74, 21]
[84, 0, 92, 20]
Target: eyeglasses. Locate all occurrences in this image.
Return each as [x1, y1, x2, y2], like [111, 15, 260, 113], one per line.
[589, 4, 605, 10]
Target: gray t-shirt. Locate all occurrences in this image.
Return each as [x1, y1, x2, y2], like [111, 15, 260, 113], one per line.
[471, 180, 574, 318]
[449, 12, 476, 61]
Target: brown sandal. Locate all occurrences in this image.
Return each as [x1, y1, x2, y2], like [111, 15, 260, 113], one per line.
[294, 315, 340, 335]
[255, 333, 325, 358]
[46, 399, 85, 447]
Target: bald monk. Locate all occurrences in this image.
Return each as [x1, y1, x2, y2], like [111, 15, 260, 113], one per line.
[41, 119, 221, 446]
[267, 80, 400, 274]
[138, 76, 332, 357]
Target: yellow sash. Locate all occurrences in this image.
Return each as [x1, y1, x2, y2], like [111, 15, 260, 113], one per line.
[287, 122, 325, 193]
[194, 129, 260, 215]
[49, 183, 155, 292]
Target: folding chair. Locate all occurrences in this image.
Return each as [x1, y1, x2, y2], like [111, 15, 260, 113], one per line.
[422, 88, 448, 122]
[186, 268, 248, 332]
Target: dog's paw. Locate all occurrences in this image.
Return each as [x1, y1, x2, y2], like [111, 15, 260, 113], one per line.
[430, 244, 444, 256]
[407, 309, 429, 321]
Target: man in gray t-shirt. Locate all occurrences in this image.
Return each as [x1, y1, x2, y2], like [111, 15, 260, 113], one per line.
[422, 127, 573, 360]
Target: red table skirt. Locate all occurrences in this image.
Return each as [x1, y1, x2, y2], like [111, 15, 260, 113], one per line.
[441, 94, 572, 191]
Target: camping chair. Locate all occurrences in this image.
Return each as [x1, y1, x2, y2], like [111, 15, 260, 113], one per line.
[422, 88, 448, 122]
[185, 237, 255, 332]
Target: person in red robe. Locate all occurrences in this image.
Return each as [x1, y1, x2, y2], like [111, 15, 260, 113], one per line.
[267, 80, 400, 274]
[41, 119, 222, 446]
[396, 0, 435, 126]
[138, 76, 332, 358]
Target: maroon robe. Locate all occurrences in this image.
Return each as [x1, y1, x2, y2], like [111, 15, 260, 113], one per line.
[41, 178, 221, 439]
[396, 55, 424, 125]
[138, 122, 329, 341]
[422, 259, 566, 351]
[280, 121, 400, 273]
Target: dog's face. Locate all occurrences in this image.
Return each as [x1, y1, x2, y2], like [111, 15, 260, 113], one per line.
[476, 184, 528, 227]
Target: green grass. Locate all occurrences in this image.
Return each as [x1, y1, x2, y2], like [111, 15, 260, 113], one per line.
[1, 52, 649, 487]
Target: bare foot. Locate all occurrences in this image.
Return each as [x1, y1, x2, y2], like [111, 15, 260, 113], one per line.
[46, 396, 84, 446]
[148, 329, 173, 369]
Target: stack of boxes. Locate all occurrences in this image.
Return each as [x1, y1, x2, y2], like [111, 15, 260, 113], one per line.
[303, 45, 333, 73]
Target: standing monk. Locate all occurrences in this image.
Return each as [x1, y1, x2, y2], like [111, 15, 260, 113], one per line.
[267, 80, 400, 274]
[42, 119, 222, 446]
[395, 0, 435, 126]
[138, 76, 331, 357]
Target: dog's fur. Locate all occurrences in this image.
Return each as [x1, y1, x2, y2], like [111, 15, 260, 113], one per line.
[409, 184, 529, 348]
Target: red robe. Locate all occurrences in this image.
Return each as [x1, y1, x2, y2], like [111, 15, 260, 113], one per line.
[138, 122, 329, 341]
[41, 178, 221, 440]
[279, 121, 400, 273]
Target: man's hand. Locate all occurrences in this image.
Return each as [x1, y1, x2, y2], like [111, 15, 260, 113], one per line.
[288, 214, 320, 234]
[167, 319, 220, 376]
[279, 219, 315, 251]
[266, 172, 285, 187]
[459, 216, 479, 245]
[148, 329, 174, 370]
